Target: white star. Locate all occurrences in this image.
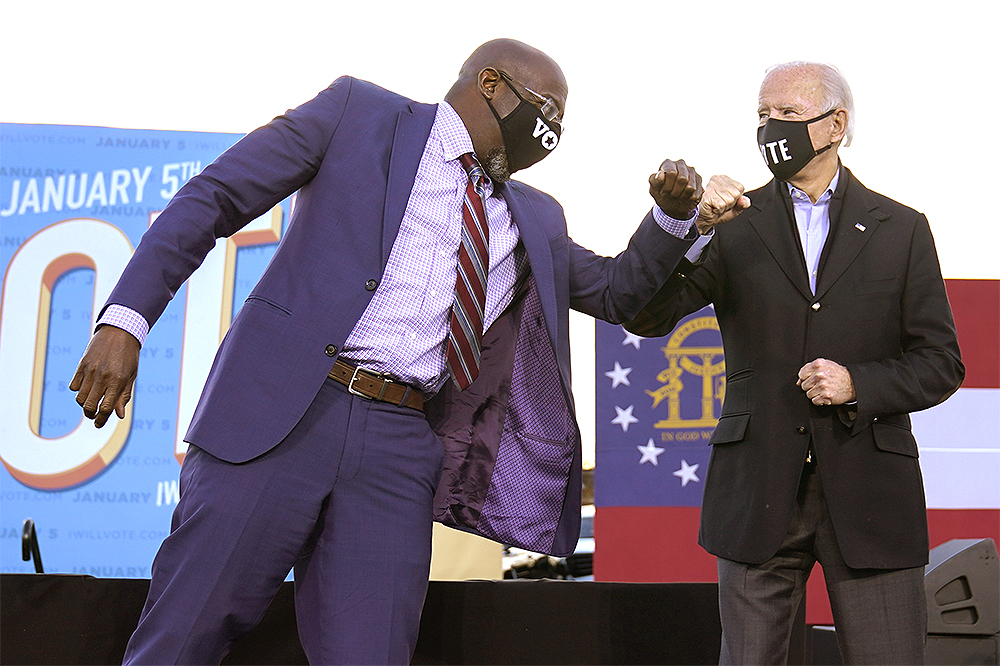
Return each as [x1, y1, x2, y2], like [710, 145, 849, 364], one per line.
[604, 362, 633, 388]
[611, 405, 639, 432]
[622, 330, 644, 349]
[637, 438, 665, 465]
[673, 459, 701, 487]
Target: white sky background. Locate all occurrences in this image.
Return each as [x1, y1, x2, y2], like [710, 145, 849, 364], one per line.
[4, 0, 997, 467]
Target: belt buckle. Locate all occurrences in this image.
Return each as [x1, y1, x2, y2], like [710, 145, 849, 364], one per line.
[347, 365, 393, 401]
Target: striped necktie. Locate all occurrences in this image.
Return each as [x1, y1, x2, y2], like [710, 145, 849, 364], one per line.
[446, 153, 489, 390]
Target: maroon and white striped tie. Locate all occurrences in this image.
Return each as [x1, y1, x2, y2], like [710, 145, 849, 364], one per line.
[446, 153, 489, 390]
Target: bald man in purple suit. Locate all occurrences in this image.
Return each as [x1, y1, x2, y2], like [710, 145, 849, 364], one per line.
[71, 39, 726, 664]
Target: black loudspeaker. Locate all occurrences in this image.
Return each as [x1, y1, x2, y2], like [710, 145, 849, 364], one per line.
[925, 538, 999, 665]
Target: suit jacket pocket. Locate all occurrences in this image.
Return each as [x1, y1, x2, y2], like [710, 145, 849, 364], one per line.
[710, 412, 749, 445]
[476, 432, 574, 554]
[872, 418, 918, 458]
[722, 369, 753, 414]
[244, 295, 293, 317]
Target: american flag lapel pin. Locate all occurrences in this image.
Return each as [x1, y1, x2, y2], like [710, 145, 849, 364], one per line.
[855, 223, 867, 232]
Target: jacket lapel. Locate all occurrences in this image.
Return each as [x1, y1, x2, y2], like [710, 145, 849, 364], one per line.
[814, 168, 885, 299]
[747, 179, 813, 301]
[381, 102, 438, 265]
[499, 181, 559, 349]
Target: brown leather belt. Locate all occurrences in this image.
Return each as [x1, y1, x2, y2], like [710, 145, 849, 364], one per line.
[327, 358, 424, 412]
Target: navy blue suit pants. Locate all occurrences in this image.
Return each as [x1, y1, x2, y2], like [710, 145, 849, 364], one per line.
[124, 377, 444, 665]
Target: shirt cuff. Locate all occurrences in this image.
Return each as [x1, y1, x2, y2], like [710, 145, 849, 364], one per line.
[685, 229, 714, 262]
[652, 205, 699, 239]
[97, 304, 150, 346]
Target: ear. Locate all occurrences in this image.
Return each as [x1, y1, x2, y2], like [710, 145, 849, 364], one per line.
[830, 109, 848, 144]
[478, 67, 502, 100]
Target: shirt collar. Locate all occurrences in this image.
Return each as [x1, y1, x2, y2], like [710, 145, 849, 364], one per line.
[786, 168, 840, 205]
[436, 101, 494, 195]
[435, 101, 476, 162]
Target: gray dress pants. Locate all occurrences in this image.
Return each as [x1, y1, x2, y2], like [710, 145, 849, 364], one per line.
[717, 460, 926, 665]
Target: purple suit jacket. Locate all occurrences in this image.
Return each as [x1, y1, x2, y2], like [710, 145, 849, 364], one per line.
[104, 77, 694, 556]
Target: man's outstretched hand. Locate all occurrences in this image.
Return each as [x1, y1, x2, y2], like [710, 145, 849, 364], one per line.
[649, 159, 704, 220]
[696, 175, 751, 234]
[69, 325, 140, 428]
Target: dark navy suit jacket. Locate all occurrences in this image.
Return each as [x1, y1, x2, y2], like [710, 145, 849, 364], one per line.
[104, 76, 694, 556]
[627, 168, 964, 568]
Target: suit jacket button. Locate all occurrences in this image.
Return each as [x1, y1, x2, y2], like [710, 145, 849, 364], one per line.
[365, 279, 378, 291]
[811, 302, 821, 311]
[325, 344, 338, 357]
[796, 425, 807, 435]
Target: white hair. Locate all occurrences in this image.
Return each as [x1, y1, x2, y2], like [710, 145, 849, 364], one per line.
[764, 61, 856, 147]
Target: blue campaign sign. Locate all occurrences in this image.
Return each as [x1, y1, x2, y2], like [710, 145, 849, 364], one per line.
[594, 309, 723, 508]
[0, 123, 289, 576]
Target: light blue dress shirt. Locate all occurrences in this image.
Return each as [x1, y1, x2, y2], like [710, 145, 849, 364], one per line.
[788, 169, 840, 294]
[686, 170, 841, 295]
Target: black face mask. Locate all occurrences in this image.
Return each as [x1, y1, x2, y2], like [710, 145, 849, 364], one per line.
[756, 108, 835, 181]
[487, 80, 561, 174]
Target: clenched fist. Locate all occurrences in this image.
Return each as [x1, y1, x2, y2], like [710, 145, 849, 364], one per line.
[797, 358, 855, 406]
[649, 159, 703, 220]
[697, 175, 751, 234]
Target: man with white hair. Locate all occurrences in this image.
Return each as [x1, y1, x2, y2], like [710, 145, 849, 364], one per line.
[627, 62, 964, 664]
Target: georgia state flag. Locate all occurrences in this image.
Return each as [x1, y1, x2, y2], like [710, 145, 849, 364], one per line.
[593, 280, 999, 624]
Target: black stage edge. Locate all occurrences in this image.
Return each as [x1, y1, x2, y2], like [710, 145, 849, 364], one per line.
[1, 574, 742, 665]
